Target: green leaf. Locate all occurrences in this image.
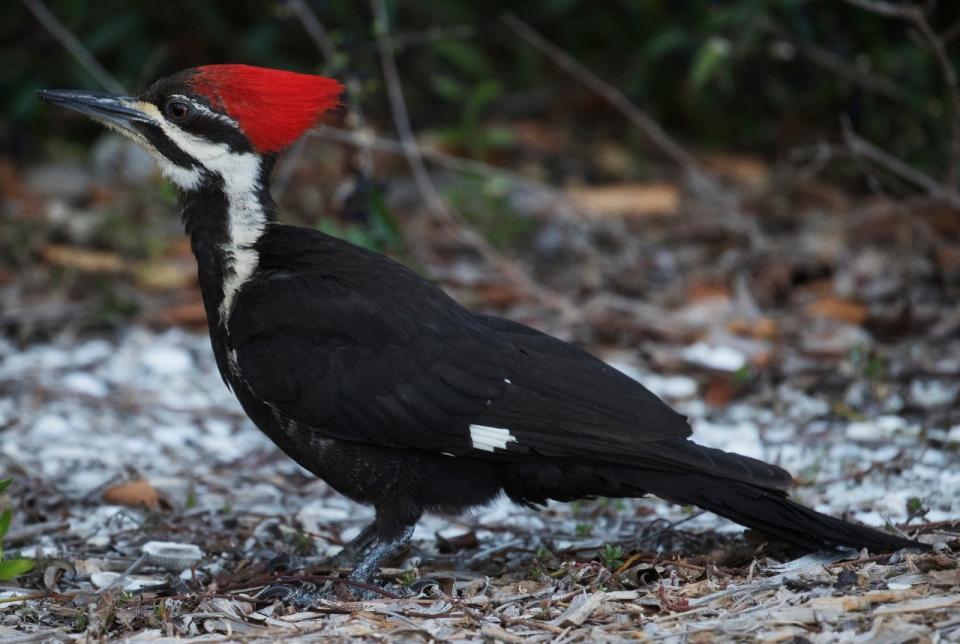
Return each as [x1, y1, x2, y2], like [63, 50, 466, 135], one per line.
[0, 478, 11, 493]
[0, 559, 35, 581]
[689, 37, 731, 93]
[0, 509, 11, 540]
[430, 75, 464, 102]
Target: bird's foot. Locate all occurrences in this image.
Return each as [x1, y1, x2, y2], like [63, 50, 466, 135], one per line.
[258, 578, 402, 607]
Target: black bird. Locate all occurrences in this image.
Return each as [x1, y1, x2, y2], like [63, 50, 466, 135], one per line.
[39, 65, 921, 586]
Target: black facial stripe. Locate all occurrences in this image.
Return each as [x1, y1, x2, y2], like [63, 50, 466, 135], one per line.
[178, 113, 253, 154]
[134, 122, 201, 169]
[136, 69, 254, 159]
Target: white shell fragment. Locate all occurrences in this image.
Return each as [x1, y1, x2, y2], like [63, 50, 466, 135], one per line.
[90, 571, 164, 591]
[141, 541, 204, 570]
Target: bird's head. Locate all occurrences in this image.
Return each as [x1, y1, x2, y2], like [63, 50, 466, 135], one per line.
[39, 64, 343, 192]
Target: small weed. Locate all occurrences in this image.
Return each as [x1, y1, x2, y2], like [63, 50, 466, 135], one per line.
[906, 497, 928, 521]
[0, 478, 36, 581]
[600, 543, 624, 571]
[446, 176, 536, 251]
[294, 530, 315, 555]
[733, 365, 753, 386]
[397, 569, 418, 587]
[184, 490, 197, 510]
[529, 546, 555, 578]
[70, 612, 89, 632]
[575, 523, 593, 537]
[849, 345, 886, 382]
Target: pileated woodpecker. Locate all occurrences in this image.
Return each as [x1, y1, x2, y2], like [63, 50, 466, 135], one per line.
[40, 65, 921, 586]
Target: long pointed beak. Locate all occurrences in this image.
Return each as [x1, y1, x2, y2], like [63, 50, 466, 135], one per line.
[38, 89, 150, 134]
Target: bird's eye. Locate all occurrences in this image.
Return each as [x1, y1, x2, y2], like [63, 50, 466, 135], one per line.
[165, 100, 192, 122]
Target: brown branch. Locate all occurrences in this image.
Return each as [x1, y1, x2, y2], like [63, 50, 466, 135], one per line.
[843, 0, 960, 187]
[371, 0, 454, 226]
[21, 0, 127, 95]
[366, 1, 578, 320]
[760, 18, 908, 101]
[285, 0, 339, 63]
[312, 125, 559, 197]
[841, 116, 960, 208]
[499, 12, 766, 248]
[277, 0, 375, 200]
[500, 11, 717, 196]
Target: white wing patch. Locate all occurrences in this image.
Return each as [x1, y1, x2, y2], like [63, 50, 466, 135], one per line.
[469, 425, 517, 452]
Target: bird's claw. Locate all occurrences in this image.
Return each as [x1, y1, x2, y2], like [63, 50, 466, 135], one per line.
[257, 579, 400, 607]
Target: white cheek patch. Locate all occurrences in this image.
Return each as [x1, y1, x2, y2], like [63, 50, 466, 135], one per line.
[106, 101, 204, 191]
[127, 101, 268, 324]
[469, 425, 517, 452]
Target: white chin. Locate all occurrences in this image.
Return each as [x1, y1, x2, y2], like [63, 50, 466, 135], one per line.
[156, 158, 203, 192]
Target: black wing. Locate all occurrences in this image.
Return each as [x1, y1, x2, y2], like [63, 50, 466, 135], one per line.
[229, 227, 788, 489]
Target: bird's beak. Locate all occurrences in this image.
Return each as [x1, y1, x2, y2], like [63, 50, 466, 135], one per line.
[37, 89, 150, 135]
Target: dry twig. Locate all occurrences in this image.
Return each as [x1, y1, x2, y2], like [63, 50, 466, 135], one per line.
[759, 17, 907, 101]
[843, 0, 960, 187]
[500, 12, 765, 248]
[21, 0, 127, 95]
[370, 0, 455, 227]
[500, 12, 716, 196]
[841, 117, 960, 208]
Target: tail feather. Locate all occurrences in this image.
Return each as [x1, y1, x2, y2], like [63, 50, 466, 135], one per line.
[630, 471, 924, 553]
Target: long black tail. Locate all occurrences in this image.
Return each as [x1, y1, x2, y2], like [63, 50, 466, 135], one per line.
[625, 470, 924, 552]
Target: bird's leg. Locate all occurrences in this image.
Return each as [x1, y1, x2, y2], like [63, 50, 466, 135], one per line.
[347, 524, 415, 585]
[328, 523, 379, 569]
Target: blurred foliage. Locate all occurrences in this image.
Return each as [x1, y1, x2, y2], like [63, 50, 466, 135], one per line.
[3, 0, 959, 176]
[0, 478, 36, 581]
[446, 175, 536, 250]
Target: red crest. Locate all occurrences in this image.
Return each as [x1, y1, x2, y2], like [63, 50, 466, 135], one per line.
[191, 64, 343, 153]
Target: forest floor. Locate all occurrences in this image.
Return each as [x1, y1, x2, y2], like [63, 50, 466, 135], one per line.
[1, 128, 959, 641]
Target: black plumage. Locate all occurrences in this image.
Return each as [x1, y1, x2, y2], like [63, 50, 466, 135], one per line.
[39, 66, 924, 591]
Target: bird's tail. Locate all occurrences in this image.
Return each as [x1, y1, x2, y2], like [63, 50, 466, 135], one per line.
[620, 470, 924, 553]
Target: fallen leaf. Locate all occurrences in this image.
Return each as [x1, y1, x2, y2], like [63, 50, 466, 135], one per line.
[807, 297, 868, 325]
[146, 299, 207, 328]
[40, 244, 126, 274]
[134, 259, 197, 290]
[705, 376, 735, 407]
[569, 182, 680, 218]
[728, 316, 778, 340]
[700, 152, 770, 188]
[103, 479, 170, 511]
[686, 279, 731, 302]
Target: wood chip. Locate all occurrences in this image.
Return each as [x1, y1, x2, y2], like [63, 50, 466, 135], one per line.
[873, 594, 960, 615]
[40, 244, 127, 274]
[569, 183, 680, 218]
[551, 591, 606, 627]
[480, 624, 527, 643]
[806, 296, 868, 324]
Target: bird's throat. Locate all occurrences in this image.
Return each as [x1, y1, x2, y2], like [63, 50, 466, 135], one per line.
[179, 154, 276, 333]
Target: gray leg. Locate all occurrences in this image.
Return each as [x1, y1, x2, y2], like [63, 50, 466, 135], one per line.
[329, 523, 379, 568]
[348, 524, 415, 584]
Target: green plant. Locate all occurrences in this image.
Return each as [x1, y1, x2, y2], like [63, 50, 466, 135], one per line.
[0, 478, 35, 581]
[529, 545, 555, 578]
[397, 569, 418, 587]
[599, 543, 624, 571]
[445, 176, 536, 251]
